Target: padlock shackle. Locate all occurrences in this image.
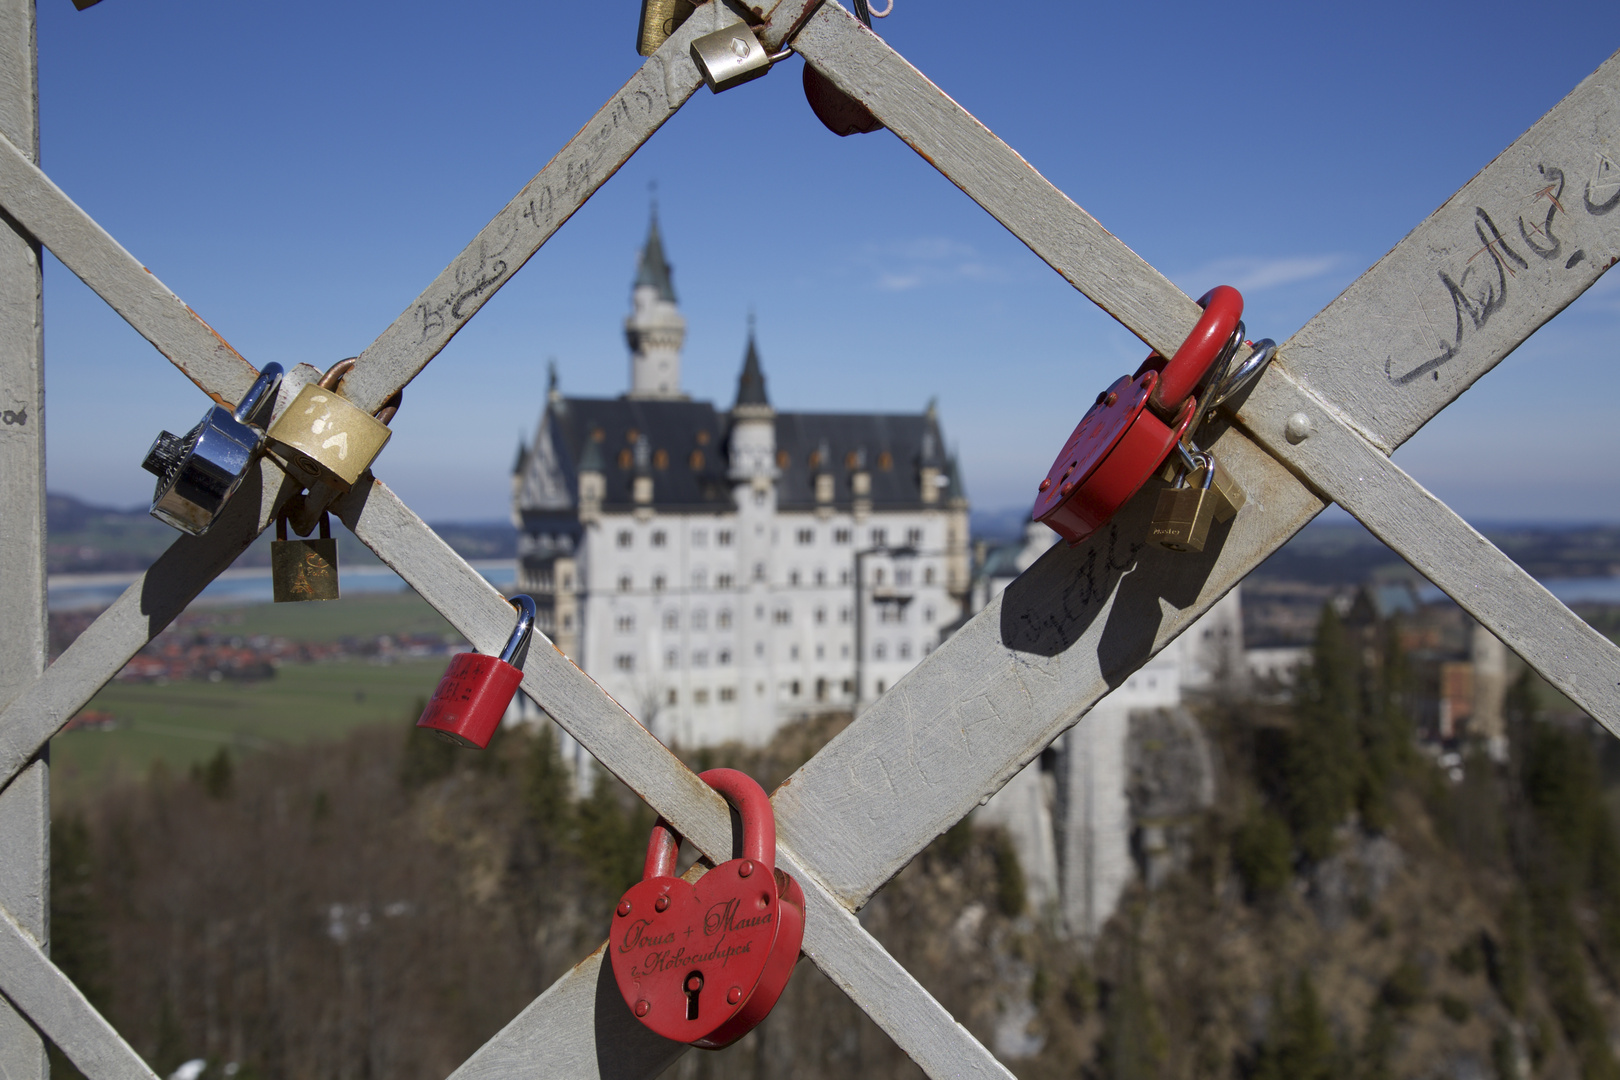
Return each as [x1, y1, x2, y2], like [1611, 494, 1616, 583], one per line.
[640, 768, 776, 881]
[498, 594, 536, 665]
[1145, 285, 1243, 416]
[700, 768, 775, 870]
[232, 363, 284, 428]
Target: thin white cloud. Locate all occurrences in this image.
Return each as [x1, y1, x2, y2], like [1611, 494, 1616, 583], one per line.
[1178, 254, 1344, 294]
[862, 237, 1006, 292]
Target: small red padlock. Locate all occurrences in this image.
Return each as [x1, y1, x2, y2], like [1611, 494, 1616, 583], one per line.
[610, 769, 806, 1049]
[1032, 287, 1244, 545]
[416, 594, 534, 749]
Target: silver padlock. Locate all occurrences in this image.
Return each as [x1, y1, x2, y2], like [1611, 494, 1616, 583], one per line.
[141, 363, 284, 536]
[690, 23, 777, 93]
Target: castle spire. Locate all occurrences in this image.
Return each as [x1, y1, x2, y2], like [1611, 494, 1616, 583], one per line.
[624, 195, 686, 399]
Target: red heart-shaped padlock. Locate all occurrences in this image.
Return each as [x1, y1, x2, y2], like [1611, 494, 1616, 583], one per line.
[610, 769, 804, 1049]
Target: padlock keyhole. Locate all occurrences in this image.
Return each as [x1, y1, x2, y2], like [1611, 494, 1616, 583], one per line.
[685, 971, 704, 1020]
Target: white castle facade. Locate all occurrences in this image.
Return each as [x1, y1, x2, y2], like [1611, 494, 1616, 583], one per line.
[509, 210, 971, 751]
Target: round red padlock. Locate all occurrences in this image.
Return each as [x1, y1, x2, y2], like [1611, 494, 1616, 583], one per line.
[1032, 286, 1243, 545]
[610, 769, 805, 1049]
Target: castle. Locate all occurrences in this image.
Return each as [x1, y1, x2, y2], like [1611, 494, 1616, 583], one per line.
[510, 208, 971, 749]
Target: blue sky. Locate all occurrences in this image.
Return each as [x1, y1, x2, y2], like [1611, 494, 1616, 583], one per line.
[33, 0, 1620, 524]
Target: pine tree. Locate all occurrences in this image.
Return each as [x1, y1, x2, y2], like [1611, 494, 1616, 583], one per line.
[1284, 605, 1364, 860]
[1255, 972, 1341, 1080]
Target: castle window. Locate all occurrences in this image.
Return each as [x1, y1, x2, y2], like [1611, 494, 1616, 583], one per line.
[653, 449, 669, 469]
[816, 678, 827, 701]
[667, 688, 678, 705]
[652, 574, 666, 592]
[618, 575, 632, 592]
[797, 528, 814, 545]
[752, 563, 766, 582]
[840, 607, 850, 623]
[615, 654, 635, 672]
[664, 610, 678, 630]
[842, 679, 853, 695]
[617, 530, 633, 548]
[563, 614, 573, 630]
[878, 451, 893, 470]
[845, 451, 860, 469]
[626, 428, 640, 444]
[719, 686, 735, 702]
[907, 527, 924, 546]
[924, 606, 935, 622]
[773, 608, 791, 625]
[665, 650, 678, 669]
[815, 607, 826, 625]
[870, 528, 887, 547]
[695, 689, 709, 705]
[789, 570, 800, 586]
[651, 530, 667, 547]
[873, 643, 886, 660]
[616, 614, 634, 633]
[896, 568, 911, 586]
[692, 609, 708, 631]
[790, 681, 802, 697]
[689, 449, 705, 470]
[718, 649, 731, 665]
[899, 642, 912, 660]
[776, 449, 790, 468]
[717, 609, 732, 629]
[693, 529, 707, 547]
[815, 569, 826, 586]
[717, 530, 734, 547]
[696, 430, 711, 446]
[924, 567, 935, 585]
[808, 450, 821, 468]
[618, 449, 632, 469]
[874, 568, 885, 586]
[840, 569, 850, 585]
[716, 573, 734, 589]
[693, 650, 708, 667]
[789, 645, 800, 661]
[834, 528, 851, 544]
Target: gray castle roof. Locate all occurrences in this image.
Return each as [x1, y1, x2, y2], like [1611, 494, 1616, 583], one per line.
[634, 210, 676, 303]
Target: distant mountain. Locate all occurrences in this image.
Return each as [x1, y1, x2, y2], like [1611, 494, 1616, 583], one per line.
[46, 493, 516, 575]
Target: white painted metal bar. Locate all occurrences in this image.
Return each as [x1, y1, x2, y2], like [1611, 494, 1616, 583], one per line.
[336, 478, 1014, 1079]
[796, 1, 1619, 734]
[0, 366, 320, 793]
[0, 131, 259, 406]
[1281, 48, 1620, 453]
[339, 0, 826, 413]
[790, 2, 1199, 358]
[1237, 364, 1620, 729]
[0, 0, 48, 1073]
[0, 904, 159, 1080]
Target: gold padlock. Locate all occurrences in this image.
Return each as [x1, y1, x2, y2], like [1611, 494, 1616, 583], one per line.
[636, 0, 697, 55]
[265, 359, 396, 492]
[1149, 450, 1243, 553]
[271, 511, 340, 603]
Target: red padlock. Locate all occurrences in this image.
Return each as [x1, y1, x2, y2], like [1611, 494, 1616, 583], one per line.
[610, 769, 806, 1049]
[1032, 287, 1244, 545]
[416, 594, 534, 749]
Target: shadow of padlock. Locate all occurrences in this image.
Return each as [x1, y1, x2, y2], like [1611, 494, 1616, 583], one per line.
[610, 769, 805, 1049]
[141, 363, 283, 535]
[416, 595, 534, 749]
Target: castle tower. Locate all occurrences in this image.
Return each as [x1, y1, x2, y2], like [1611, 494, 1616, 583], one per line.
[624, 204, 687, 399]
[727, 320, 776, 488]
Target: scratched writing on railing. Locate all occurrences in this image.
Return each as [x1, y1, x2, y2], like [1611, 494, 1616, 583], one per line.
[409, 78, 669, 346]
[1387, 154, 1618, 385]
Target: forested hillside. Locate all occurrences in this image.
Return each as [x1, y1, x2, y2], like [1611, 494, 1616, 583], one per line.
[47, 608, 1620, 1079]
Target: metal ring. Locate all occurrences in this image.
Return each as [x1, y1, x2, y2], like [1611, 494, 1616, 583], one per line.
[1209, 338, 1277, 411]
[868, 0, 893, 15]
[499, 594, 537, 664]
[318, 357, 357, 391]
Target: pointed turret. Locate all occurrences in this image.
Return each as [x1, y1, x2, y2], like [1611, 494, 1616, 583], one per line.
[728, 317, 777, 487]
[625, 202, 687, 399]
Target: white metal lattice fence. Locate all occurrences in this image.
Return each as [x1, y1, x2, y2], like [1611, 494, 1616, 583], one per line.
[0, 3, 1616, 1078]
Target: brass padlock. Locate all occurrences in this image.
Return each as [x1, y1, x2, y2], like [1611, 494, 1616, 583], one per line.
[265, 359, 395, 492]
[271, 511, 340, 603]
[1149, 450, 1244, 553]
[636, 0, 697, 55]
[690, 23, 777, 93]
